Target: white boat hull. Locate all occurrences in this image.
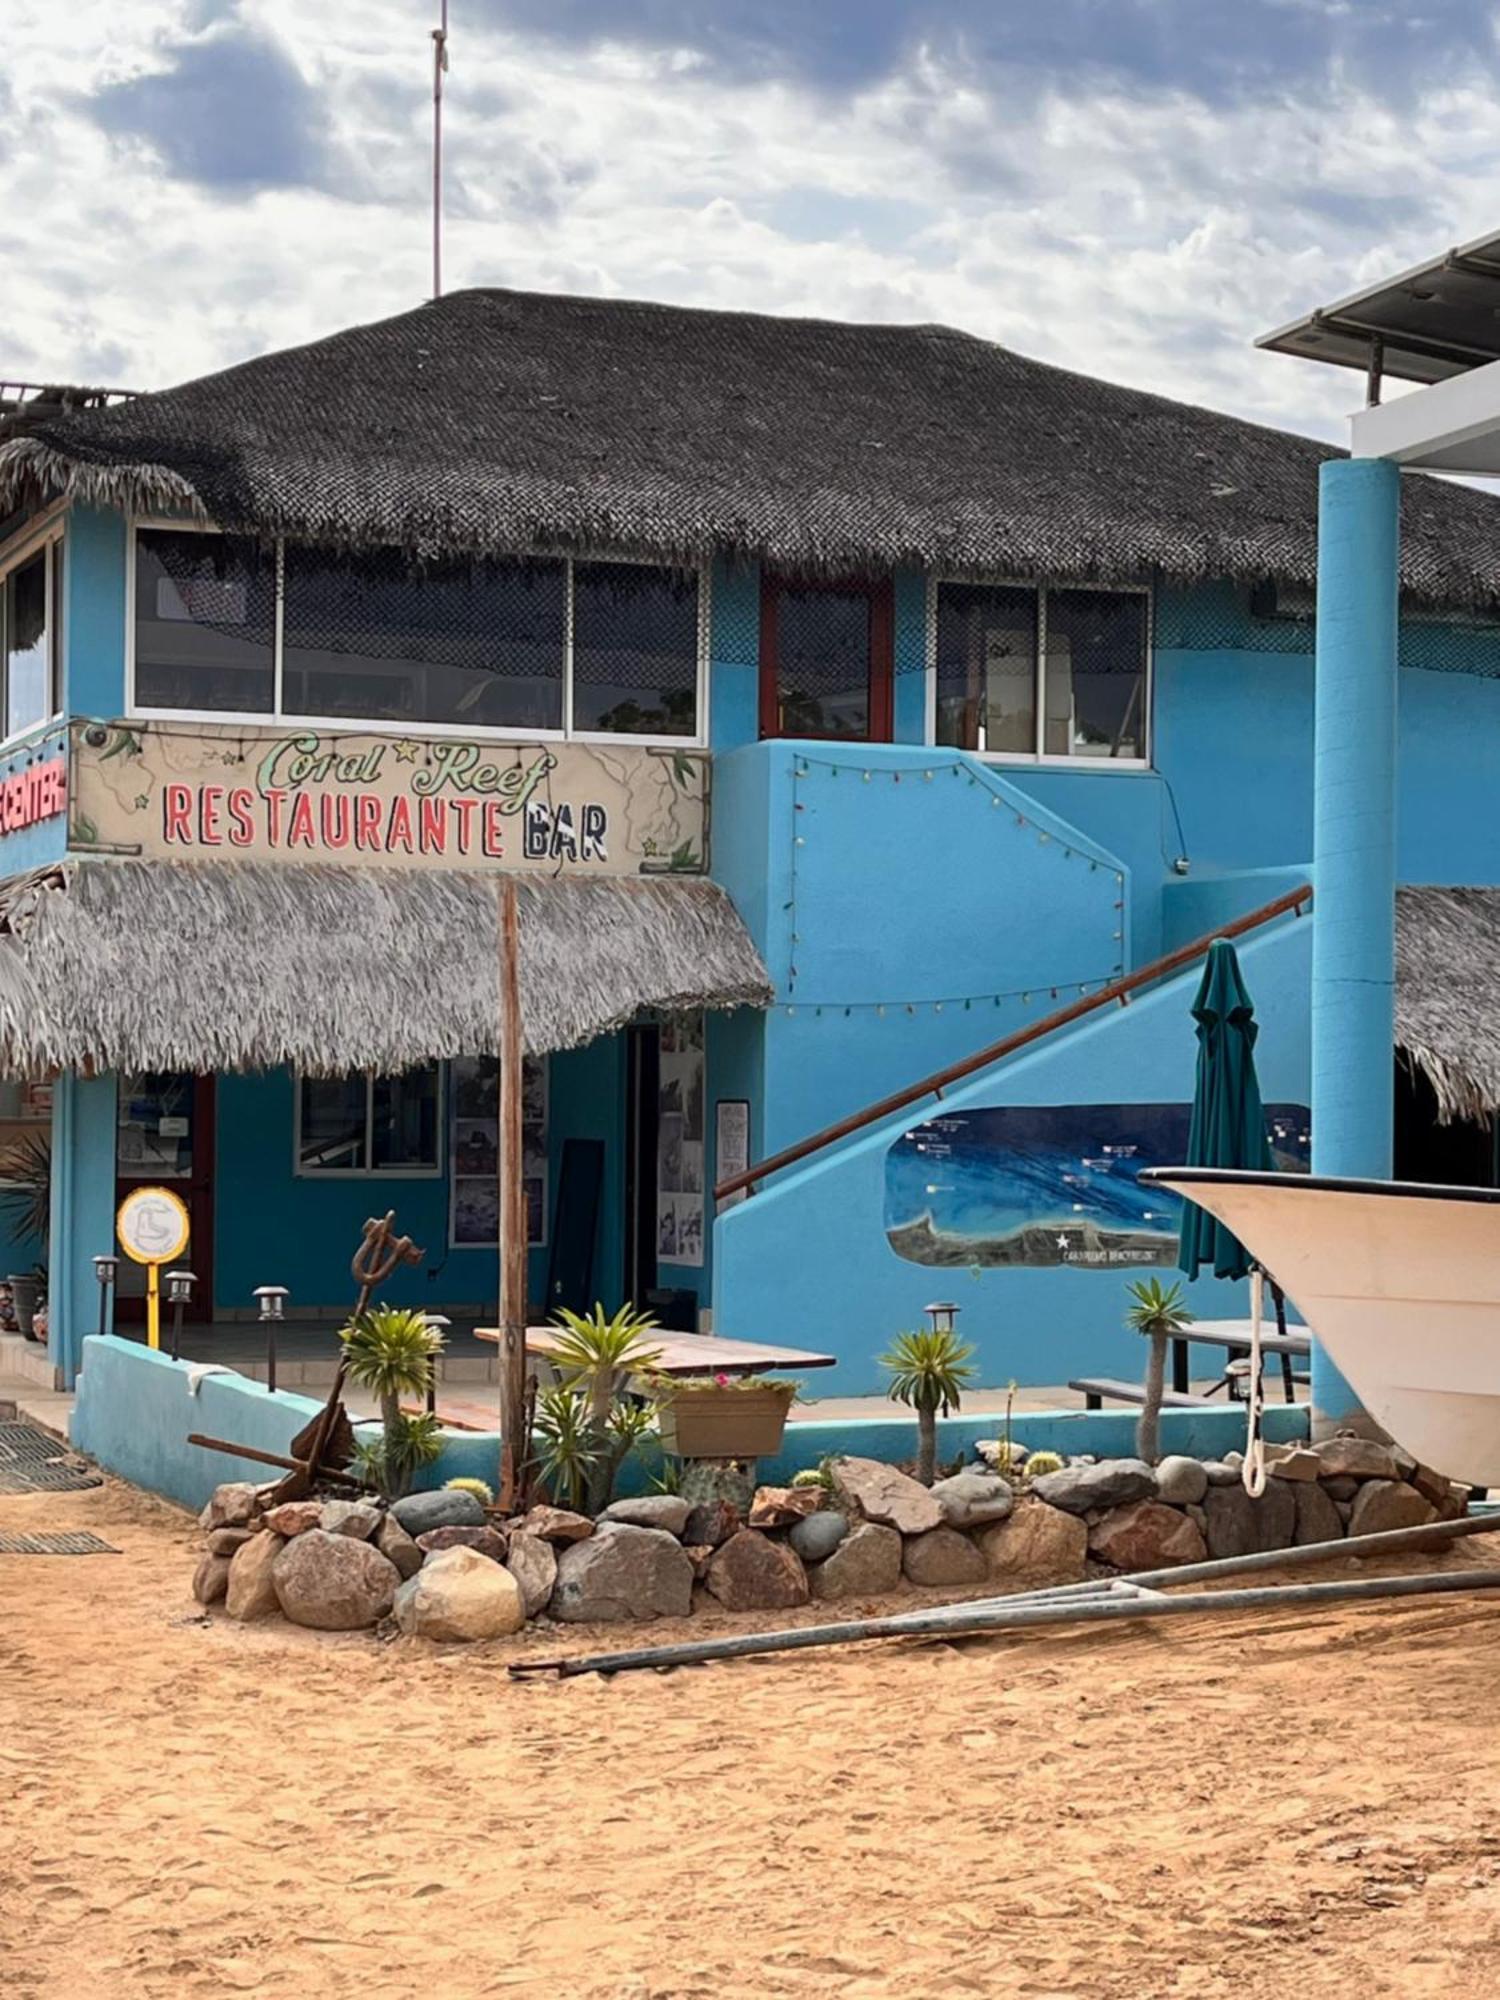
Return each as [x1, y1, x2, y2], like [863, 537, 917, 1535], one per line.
[1141, 1169, 1500, 1484]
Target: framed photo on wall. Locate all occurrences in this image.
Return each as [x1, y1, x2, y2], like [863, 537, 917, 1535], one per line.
[449, 1054, 549, 1248]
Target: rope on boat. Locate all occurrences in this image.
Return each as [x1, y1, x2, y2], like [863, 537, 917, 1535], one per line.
[1242, 1266, 1269, 1497]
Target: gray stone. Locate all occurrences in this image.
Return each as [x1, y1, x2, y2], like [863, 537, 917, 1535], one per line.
[1292, 1479, 1345, 1546]
[1202, 1461, 1241, 1488]
[395, 1547, 525, 1642]
[1153, 1456, 1209, 1507]
[192, 1552, 231, 1605]
[1185, 1502, 1208, 1534]
[977, 1501, 1088, 1589]
[1203, 1478, 1296, 1558]
[550, 1523, 694, 1623]
[705, 1530, 810, 1610]
[597, 1494, 692, 1536]
[1335, 1499, 1354, 1525]
[808, 1522, 903, 1601]
[505, 1531, 558, 1618]
[682, 1499, 741, 1547]
[1089, 1500, 1206, 1570]
[1313, 1434, 1403, 1483]
[319, 1499, 383, 1541]
[1031, 1458, 1158, 1516]
[830, 1457, 942, 1536]
[929, 1468, 1015, 1529]
[1322, 1475, 1360, 1503]
[204, 1482, 258, 1529]
[1251, 1478, 1297, 1552]
[272, 1529, 400, 1631]
[788, 1510, 848, 1563]
[207, 1527, 254, 1557]
[416, 1524, 509, 1564]
[1348, 1479, 1439, 1540]
[225, 1531, 287, 1621]
[390, 1488, 487, 1538]
[902, 1525, 988, 1587]
[376, 1515, 424, 1581]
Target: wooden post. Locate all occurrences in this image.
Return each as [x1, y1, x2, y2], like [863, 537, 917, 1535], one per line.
[497, 875, 529, 1511]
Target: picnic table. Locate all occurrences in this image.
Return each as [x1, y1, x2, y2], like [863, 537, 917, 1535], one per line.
[474, 1325, 837, 1377]
[1170, 1318, 1312, 1402]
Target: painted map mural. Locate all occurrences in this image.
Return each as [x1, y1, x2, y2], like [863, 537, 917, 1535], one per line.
[885, 1103, 1311, 1270]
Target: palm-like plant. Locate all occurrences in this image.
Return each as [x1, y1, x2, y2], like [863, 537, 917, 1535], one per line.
[339, 1306, 447, 1498]
[531, 1382, 602, 1511]
[0, 1132, 50, 1249]
[879, 1327, 977, 1486]
[549, 1304, 663, 1510]
[1126, 1277, 1194, 1465]
[350, 1411, 445, 1499]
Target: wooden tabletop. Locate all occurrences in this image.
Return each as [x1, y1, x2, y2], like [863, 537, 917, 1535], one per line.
[473, 1325, 837, 1374]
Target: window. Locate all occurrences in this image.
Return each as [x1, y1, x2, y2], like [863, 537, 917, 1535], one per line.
[1, 528, 64, 739]
[296, 1067, 441, 1175]
[934, 580, 1149, 763]
[132, 528, 705, 742]
[134, 530, 276, 713]
[760, 575, 893, 740]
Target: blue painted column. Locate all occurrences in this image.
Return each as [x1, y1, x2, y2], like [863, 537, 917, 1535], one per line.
[1310, 456, 1400, 1428]
[48, 1070, 119, 1387]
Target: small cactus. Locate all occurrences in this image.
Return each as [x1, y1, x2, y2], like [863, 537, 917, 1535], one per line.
[1023, 1450, 1064, 1480]
[791, 1463, 834, 1490]
[444, 1476, 494, 1506]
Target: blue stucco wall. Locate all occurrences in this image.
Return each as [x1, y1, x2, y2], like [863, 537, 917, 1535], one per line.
[713, 912, 1311, 1392]
[63, 506, 129, 715]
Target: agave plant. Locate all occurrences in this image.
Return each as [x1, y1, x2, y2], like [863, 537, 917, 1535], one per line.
[1126, 1277, 1194, 1466]
[531, 1382, 602, 1511]
[350, 1412, 445, 1500]
[879, 1327, 977, 1486]
[339, 1306, 447, 1498]
[0, 1131, 50, 1250]
[548, 1304, 663, 1510]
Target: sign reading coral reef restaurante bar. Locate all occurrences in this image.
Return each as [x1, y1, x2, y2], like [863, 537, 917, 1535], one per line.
[67, 720, 708, 874]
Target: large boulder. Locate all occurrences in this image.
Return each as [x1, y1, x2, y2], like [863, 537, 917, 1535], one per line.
[903, 1525, 988, 1587]
[788, 1511, 847, 1564]
[390, 1489, 487, 1538]
[705, 1530, 810, 1611]
[1313, 1435, 1404, 1483]
[597, 1495, 692, 1536]
[1348, 1480, 1439, 1539]
[1202, 1480, 1296, 1559]
[1292, 1479, 1345, 1547]
[830, 1457, 942, 1536]
[416, 1524, 509, 1564]
[319, 1499, 383, 1541]
[206, 1527, 255, 1557]
[1030, 1459, 1157, 1516]
[202, 1482, 258, 1530]
[807, 1522, 903, 1601]
[512, 1505, 594, 1544]
[376, 1514, 424, 1581]
[930, 1469, 1014, 1529]
[1089, 1501, 1206, 1571]
[272, 1529, 400, 1630]
[192, 1553, 231, 1605]
[550, 1524, 694, 1623]
[505, 1531, 558, 1618]
[226, 1531, 287, 1620]
[395, 1547, 526, 1642]
[976, 1501, 1088, 1590]
[682, 1499, 742, 1548]
[1154, 1456, 1209, 1507]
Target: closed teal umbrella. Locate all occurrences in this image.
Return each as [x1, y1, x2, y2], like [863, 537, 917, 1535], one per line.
[1177, 938, 1272, 1281]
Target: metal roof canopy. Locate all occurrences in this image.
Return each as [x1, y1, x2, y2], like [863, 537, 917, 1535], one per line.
[1258, 229, 1500, 390]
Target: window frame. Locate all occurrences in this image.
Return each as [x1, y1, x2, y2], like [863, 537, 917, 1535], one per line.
[0, 515, 67, 750]
[926, 573, 1153, 769]
[126, 521, 710, 750]
[293, 1065, 446, 1180]
[758, 570, 895, 743]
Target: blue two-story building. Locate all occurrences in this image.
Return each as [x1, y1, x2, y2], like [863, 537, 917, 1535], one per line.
[3, 287, 1500, 1395]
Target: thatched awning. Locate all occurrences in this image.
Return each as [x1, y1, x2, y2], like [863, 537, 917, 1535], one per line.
[0, 859, 771, 1077]
[1397, 886, 1500, 1123]
[6, 287, 1500, 605]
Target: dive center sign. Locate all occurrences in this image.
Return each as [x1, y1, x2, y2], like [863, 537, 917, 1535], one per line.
[68, 720, 708, 875]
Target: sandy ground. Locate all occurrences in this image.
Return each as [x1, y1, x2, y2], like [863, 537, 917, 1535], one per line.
[6, 1477, 1500, 1999]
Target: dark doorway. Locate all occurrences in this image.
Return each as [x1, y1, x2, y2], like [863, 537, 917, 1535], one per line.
[114, 1073, 215, 1323]
[1394, 1053, 1497, 1188]
[624, 1025, 660, 1311]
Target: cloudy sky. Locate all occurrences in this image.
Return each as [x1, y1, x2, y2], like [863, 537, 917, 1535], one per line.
[7, 1, 1500, 442]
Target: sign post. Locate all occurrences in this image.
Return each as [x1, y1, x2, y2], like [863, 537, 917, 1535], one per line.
[116, 1185, 191, 1351]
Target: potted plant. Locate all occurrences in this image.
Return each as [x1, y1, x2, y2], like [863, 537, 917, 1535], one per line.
[651, 1371, 800, 1459]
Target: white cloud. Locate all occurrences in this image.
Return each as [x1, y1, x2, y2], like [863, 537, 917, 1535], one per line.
[5, 0, 1500, 451]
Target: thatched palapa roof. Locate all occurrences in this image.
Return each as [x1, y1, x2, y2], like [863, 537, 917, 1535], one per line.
[1396, 886, 1500, 1123]
[0, 860, 771, 1077]
[6, 288, 1500, 604]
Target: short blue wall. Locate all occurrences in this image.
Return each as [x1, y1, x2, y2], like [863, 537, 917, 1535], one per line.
[713, 912, 1311, 1392]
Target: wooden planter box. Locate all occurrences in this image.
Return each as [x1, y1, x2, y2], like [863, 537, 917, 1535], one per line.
[657, 1385, 794, 1460]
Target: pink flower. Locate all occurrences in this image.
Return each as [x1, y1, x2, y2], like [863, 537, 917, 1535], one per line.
[714, 1372, 731, 1388]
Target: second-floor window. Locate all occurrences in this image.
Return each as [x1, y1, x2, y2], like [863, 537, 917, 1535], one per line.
[132, 529, 704, 741]
[933, 579, 1149, 763]
[1, 530, 64, 741]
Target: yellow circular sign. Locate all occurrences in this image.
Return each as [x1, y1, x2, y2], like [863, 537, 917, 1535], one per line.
[116, 1185, 191, 1267]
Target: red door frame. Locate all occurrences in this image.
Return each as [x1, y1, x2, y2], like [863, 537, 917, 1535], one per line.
[758, 572, 895, 742]
[114, 1076, 216, 1324]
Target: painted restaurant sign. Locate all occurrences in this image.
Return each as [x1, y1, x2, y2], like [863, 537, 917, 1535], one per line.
[67, 720, 709, 875]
